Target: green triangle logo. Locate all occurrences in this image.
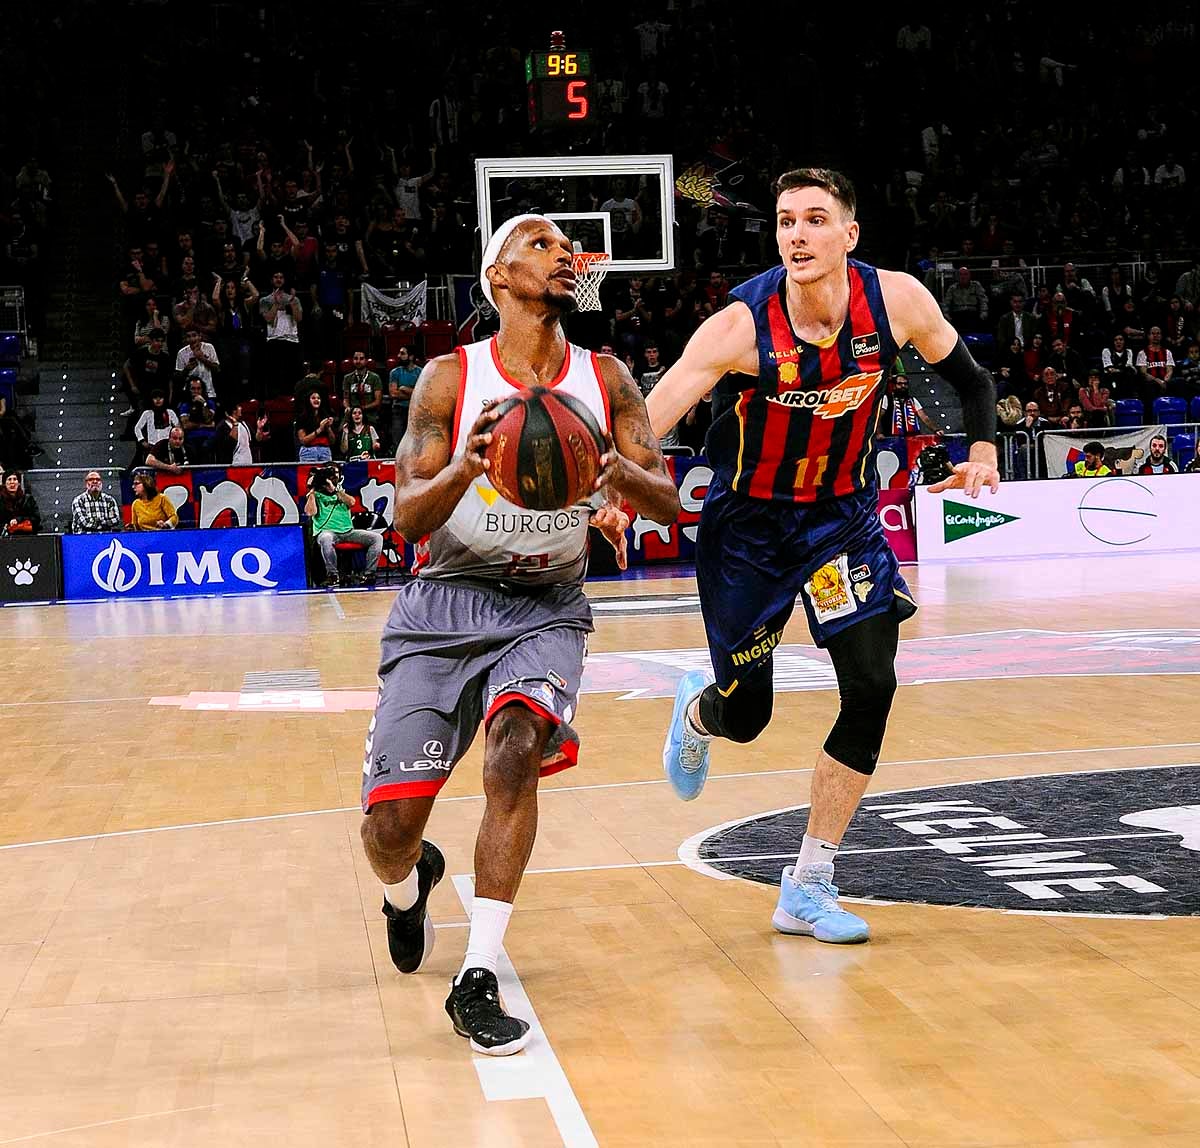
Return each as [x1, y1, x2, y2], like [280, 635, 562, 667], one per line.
[943, 499, 1020, 543]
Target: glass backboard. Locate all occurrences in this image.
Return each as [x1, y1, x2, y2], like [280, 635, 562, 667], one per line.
[474, 154, 675, 273]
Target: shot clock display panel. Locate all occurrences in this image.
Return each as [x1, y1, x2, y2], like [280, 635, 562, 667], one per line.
[526, 49, 593, 126]
[526, 51, 592, 80]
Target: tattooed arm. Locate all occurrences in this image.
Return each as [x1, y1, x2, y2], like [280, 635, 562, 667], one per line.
[392, 355, 498, 541]
[596, 355, 682, 525]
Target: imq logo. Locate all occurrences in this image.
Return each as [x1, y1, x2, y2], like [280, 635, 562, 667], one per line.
[685, 766, 1200, 917]
[91, 539, 278, 594]
[943, 499, 1019, 543]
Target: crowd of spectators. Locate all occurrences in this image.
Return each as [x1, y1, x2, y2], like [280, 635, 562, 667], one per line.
[102, 6, 1200, 463]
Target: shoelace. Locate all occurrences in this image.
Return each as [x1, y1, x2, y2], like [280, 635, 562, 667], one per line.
[798, 874, 842, 914]
[678, 729, 708, 770]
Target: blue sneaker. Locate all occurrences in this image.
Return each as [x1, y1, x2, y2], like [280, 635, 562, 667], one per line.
[663, 669, 714, 801]
[771, 863, 870, 943]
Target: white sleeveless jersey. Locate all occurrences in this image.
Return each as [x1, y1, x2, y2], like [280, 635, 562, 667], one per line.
[416, 337, 611, 585]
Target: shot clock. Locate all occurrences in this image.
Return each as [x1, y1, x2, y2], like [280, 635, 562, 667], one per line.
[526, 34, 592, 128]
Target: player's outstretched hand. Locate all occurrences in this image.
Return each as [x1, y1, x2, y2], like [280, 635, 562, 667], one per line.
[592, 502, 630, 570]
[928, 459, 1001, 497]
[459, 404, 500, 478]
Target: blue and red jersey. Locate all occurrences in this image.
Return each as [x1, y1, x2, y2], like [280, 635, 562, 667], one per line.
[708, 259, 898, 503]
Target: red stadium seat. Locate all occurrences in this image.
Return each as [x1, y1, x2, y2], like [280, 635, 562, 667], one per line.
[382, 323, 418, 359]
[420, 320, 455, 358]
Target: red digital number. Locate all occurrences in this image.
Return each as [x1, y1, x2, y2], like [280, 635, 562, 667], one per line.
[567, 80, 589, 120]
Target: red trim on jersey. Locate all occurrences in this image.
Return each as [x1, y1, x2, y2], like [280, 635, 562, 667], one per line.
[747, 293, 801, 497]
[364, 778, 447, 807]
[796, 340, 841, 498]
[448, 345, 469, 454]
[411, 535, 430, 574]
[590, 351, 612, 432]
[765, 291, 799, 366]
[832, 267, 885, 495]
[489, 336, 572, 389]
[747, 401, 790, 499]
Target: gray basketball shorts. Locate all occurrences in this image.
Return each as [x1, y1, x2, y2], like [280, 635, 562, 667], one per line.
[362, 577, 592, 810]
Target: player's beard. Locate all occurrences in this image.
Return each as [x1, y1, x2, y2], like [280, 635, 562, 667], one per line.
[543, 284, 579, 314]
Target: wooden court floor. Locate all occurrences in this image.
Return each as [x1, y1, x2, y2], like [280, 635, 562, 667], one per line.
[1, 552, 1199, 1147]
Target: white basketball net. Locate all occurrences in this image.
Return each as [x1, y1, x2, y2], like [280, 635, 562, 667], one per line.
[572, 252, 610, 311]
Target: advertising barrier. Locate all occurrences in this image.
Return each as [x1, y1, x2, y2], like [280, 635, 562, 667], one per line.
[119, 461, 414, 570]
[62, 525, 308, 600]
[915, 474, 1200, 561]
[0, 535, 62, 603]
[626, 456, 916, 566]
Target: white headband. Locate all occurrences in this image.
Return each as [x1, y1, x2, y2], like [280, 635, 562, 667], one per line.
[479, 213, 551, 310]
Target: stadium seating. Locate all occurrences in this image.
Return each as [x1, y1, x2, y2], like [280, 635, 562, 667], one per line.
[0, 365, 15, 411]
[1114, 399, 1145, 427]
[1153, 396, 1187, 430]
[419, 321, 455, 358]
[382, 324, 418, 358]
[1189, 397, 1200, 423]
[1172, 433, 1195, 467]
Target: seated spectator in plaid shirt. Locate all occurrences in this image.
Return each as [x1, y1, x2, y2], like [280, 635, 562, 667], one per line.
[70, 471, 122, 533]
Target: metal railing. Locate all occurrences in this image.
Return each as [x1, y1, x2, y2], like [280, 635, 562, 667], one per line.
[0, 285, 26, 352]
[1006, 422, 1199, 480]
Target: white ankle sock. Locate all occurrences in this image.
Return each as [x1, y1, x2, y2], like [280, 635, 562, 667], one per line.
[383, 868, 419, 912]
[456, 897, 513, 981]
[796, 833, 839, 871]
[685, 698, 712, 739]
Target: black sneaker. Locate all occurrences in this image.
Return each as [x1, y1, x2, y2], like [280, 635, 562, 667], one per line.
[445, 968, 532, 1056]
[381, 840, 445, 974]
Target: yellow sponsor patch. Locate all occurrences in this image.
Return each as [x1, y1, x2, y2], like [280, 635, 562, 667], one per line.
[804, 553, 858, 622]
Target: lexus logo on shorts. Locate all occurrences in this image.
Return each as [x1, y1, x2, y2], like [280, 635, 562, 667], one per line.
[682, 766, 1200, 917]
[423, 740, 444, 757]
[93, 539, 142, 593]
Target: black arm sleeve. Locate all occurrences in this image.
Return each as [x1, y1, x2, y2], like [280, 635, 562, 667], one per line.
[931, 337, 997, 446]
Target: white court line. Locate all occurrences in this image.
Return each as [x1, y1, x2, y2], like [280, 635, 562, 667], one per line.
[2, 741, 1198, 854]
[0, 1104, 219, 1145]
[327, 593, 347, 621]
[519, 830, 1174, 876]
[451, 875, 598, 1148]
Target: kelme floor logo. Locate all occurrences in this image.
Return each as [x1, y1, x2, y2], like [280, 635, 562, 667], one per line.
[682, 765, 1200, 917]
[943, 499, 1020, 542]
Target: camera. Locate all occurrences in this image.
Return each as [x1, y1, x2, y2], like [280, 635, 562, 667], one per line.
[306, 464, 339, 492]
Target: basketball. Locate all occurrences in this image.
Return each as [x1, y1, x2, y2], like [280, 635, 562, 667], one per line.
[483, 386, 606, 510]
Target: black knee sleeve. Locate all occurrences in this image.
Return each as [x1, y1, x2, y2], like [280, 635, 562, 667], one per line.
[698, 661, 774, 743]
[822, 613, 900, 775]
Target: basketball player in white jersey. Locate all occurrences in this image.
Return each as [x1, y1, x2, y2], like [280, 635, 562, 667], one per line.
[360, 214, 680, 1055]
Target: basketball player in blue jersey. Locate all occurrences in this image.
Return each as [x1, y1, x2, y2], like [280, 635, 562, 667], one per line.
[646, 169, 1000, 943]
[359, 214, 680, 1055]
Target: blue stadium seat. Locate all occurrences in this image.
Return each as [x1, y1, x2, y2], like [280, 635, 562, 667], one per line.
[1172, 434, 1195, 468]
[1114, 398, 1144, 427]
[963, 332, 994, 366]
[1153, 396, 1187, 430]
[1190, 397, 1200, 423]
[0, 333, 18, 363]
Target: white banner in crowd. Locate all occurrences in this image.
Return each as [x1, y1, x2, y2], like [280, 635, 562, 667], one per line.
[359, 281, 428, 330]
[916, 473, 1200, 561]
[1041, 425, 1168, 479]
